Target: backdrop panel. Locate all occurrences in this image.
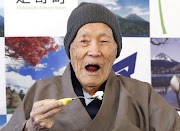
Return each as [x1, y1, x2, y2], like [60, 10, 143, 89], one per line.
[1, 0, 180, 129]
[150, 0, 180, 37]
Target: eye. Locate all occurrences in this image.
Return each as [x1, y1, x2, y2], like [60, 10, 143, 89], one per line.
[81, 40, 88, 43]
[100, 40, 109, 44]
[100, 37, 110, 43]
[79, 39, 89, 46]
[101, 40, 108, 43]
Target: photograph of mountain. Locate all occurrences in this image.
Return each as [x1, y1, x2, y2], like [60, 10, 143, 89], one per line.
[151, 53, 180, 74]
[0, 0, 4, 37]
[78, 0, 149, 37]
[5, 37, 70, 113]
[151, 38, 180, 110]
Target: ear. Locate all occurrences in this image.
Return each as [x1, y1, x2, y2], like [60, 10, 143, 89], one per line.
[69, 43, 73, 60]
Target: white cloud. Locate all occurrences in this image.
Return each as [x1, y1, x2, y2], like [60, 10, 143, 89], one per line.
[79, 0, 118, 6]
[126, 6, 149, 16]
[53, 66, 66, 76]
[0, 1, 4, 8]
[34, 63, 47, 71]
[53, 37, 64, 51]
[96, 0, 118, 6]
[5, 46, 26, 70]
[6, 56, 25, 70]
[106, 5, 121, 11]
[6, 71, 36, 93]
[78, 0, 121, 11]
[53, 37, 64, 46]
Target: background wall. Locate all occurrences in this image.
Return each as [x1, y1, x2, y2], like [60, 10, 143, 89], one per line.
[0, 0, 180, 128]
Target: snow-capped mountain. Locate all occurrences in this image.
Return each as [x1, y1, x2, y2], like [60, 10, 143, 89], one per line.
[153, 53, 177, 62]
[151, 53, 180, 74]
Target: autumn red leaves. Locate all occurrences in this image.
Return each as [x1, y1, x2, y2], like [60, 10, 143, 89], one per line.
[5, 37, 59, 66]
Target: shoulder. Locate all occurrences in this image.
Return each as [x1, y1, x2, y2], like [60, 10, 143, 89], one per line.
[116, 75, 174, 111]
[116, 74, 152, 92]
[36, 76, 62, 84]
[35, 76, 62, 85]
[34, 75, 63, 92]
[24, 76, 63, 102]
[116, 75, 152, 106]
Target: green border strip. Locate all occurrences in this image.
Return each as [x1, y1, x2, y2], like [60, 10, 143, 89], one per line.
[159, 0, 167, 34]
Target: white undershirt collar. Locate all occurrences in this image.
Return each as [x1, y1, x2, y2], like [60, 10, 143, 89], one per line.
[82, 88, 94, 106]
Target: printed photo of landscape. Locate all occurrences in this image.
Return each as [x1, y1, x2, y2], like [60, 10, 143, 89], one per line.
[0, 0, 4, 37]
[151, 38, 180, 110]
[79, 0, 149, 37]
[5, 37, 69, 113]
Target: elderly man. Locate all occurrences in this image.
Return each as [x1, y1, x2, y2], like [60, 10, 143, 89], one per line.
[2, 2, 180, 131]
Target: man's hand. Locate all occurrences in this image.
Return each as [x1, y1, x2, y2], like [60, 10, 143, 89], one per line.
[25, 99, 63, 130]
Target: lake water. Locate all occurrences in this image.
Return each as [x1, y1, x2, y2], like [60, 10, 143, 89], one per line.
[152, 74, 180, 77]
[152, 74, 180, 109]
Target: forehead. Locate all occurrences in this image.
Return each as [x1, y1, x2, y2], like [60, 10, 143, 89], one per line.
[77, 23, 113, 36]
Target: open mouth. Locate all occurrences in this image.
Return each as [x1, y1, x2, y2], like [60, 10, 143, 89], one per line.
[85, 64, 100, 72]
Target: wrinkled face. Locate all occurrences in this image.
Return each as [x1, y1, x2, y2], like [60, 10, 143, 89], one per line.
[70, 23, 117, 89]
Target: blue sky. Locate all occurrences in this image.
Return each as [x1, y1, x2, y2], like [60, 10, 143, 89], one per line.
[151, 38, 180, 62]
[7, 46, 70, 81]
[0, 0, 4, 17]
[117, 0, 148, 7]
[0, 8, 4, 17]
[79, 0, 149, 21]
[115, 0, 149, 21]
[6, 45, 70, 93]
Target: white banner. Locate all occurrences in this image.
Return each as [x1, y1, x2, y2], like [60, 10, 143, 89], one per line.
[5, 0, 78, 37]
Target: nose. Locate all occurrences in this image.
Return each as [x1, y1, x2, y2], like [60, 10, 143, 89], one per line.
[87, 41, 101, 57]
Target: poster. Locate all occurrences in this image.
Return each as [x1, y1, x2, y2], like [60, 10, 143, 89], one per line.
[0, 0, 180, 129]
[151, 38, 180, 110]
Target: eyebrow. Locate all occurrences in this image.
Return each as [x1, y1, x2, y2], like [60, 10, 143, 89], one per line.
[77, 29, 113, 37]
[102, 29, 113, 35]
[77, 30, 88, 37]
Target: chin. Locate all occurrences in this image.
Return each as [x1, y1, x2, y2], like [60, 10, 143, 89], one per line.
[84, 83, 101, 88]
[82, 79, 103, 87]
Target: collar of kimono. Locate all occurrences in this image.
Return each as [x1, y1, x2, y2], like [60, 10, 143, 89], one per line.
[70, 64, 105, 106]
[61, 63, 120, 130]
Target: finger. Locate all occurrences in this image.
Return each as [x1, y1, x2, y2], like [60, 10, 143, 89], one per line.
[31, 101, 63, 117]
[36, 106, 62, 121]
[32, 99, 56, 109]
[29, 117, 52, 130]
[38, 117, 54, 129]
[33, 106, 62, 125]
